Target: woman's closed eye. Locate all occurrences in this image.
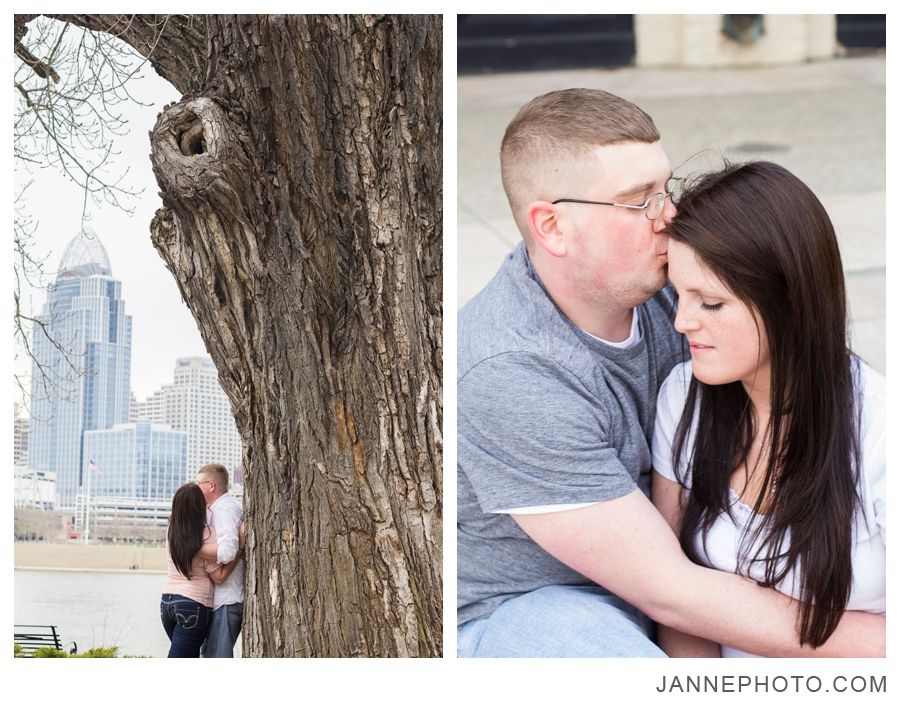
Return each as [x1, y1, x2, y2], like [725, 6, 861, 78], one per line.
[700, 301, 724, 311]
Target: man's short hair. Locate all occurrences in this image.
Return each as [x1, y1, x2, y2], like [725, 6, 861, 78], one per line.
[198, 463, 229, 492]
[500, 88, 660, 237]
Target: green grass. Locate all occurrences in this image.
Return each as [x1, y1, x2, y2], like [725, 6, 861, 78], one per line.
[31, 647, 70, 657]
[18, 646, 121, 658]
[74, 646, 120, 657]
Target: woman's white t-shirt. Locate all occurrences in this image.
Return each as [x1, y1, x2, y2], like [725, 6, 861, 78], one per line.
[652, 361, 885, 657]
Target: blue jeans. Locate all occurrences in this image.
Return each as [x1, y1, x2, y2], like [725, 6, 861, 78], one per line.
[457, 585, 667, 657]
[160, 594, 211, 658]
[201, 602, 243, 658]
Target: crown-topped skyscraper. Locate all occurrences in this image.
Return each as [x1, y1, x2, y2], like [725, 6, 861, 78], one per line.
[28, 229, 132, 509]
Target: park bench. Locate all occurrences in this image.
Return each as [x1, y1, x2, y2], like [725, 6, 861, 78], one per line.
[13, 624, 77, 657]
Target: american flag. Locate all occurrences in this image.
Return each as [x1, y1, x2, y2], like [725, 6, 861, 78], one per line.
[89, 459, 100, 475]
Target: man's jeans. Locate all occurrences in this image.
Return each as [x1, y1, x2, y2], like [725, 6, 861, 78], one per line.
[160, 594, 211, 658]
[201, 602, 243, 658]
[457, 584, 667, 657]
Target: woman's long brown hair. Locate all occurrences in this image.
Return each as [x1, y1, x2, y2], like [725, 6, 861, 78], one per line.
[167, 483, 208, 579]
[668, 161, 862, 647]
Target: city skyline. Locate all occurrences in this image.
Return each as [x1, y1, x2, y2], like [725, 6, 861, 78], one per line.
[23, 228, 242, 514]
[20, 352, 244, 487]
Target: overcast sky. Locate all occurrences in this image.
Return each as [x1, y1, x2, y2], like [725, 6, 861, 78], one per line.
[14, 36, 210, 405]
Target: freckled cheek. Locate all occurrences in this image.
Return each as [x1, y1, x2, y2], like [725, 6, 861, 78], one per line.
[706, 316, 746, 351]
[719, 317, 763, 363]
[704, 316, 728, 336]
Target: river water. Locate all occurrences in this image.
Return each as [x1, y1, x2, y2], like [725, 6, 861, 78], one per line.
[14, 569, 242, 658]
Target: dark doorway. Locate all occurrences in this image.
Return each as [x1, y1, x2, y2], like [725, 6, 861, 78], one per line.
[836, 15, 886, 49]
[458, 15, 635, 74]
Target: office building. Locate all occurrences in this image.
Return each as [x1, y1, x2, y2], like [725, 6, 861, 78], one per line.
[27, 229, 132, 508]
[14, 403, 29, 467]
[82, 422, 187, 502]
[138, 357, 242, 483]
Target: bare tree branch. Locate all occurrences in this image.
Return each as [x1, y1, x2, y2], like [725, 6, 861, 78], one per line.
[13, 14, 187, 407]
[13, 187, 86, 417]
[42, 14, 208, 93]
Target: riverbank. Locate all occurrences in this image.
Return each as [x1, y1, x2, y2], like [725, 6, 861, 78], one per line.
[15, 569, 171, 658]
[14, 542, 167, 572]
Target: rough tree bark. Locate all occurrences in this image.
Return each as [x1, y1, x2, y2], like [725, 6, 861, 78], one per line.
[26, 14, 442, 657]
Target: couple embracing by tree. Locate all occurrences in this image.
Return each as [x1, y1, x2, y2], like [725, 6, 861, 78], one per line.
[160, 463, 245, 658]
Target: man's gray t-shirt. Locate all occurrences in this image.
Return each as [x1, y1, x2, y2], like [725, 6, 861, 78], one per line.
[458, 243, 685, 627]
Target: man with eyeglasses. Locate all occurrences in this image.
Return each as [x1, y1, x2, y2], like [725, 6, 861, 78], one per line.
[195, 463, 244, 657]
[457, 88, 881, 657]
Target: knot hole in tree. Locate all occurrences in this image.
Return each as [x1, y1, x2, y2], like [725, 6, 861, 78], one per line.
[177, 115, 207, 156]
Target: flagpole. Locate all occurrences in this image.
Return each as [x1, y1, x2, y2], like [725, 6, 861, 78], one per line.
[84, 458, 91, 544]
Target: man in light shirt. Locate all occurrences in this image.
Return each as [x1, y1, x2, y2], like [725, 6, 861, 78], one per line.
[195, 463, 244, 657]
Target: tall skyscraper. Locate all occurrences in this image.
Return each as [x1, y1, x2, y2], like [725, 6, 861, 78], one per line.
[138, 357, 242, 482]
[27, 229, 132, 509]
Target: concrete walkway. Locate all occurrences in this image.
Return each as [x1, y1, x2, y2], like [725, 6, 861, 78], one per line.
[14, 542, 166, 572]
[457, 55, 886, 374]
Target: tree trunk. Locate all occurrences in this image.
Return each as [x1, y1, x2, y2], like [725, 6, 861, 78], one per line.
[44, 14, 443, 657]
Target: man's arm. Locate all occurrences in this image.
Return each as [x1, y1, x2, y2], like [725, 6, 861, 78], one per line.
[204, 520, 245, 583]
[513, 488, 884, 657]
[212, 500, 242, 565]
[651, 471, 721, 657]
[207, 548, 243, 584]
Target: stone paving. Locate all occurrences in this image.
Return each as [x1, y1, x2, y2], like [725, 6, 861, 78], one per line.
[457, 55, 886, 374]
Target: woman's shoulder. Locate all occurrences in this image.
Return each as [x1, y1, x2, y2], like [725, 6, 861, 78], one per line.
[656, 360, 694, 430]
[660, 361, 693, 402]
[652, 361, 695, 484]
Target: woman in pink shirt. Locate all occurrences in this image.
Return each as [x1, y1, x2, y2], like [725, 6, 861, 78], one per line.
[160, 483, 242, 657]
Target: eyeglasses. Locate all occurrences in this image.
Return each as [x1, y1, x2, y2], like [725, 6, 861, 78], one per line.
[553, 179, 683, 221]
[195, 479, 215, 487]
